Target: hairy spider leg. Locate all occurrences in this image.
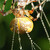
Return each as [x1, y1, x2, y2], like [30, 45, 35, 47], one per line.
[30, 1, 40, 21]
[0, 0, 11, 16]
[0, 0, 16, 16]
[2, 0, 7, 11]
[10, 0, 16, 9]
[0, 0, 7, 16]
[11, 21, 16, 50]
[26, 0, 46, 21]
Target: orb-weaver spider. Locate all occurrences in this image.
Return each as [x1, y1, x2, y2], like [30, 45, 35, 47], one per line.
[0, 0, 46, 33]
[0, 0, 50, 50]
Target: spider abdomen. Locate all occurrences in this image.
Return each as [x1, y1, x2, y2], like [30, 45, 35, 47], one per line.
[10, 17, 34, 34]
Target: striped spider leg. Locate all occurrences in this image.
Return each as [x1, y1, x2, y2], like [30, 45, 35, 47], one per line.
[0, 0, 15, 16]
[24, 0, 46, 21]
[0, 0, 7, 16]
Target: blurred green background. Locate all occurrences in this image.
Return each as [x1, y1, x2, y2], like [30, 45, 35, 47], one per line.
[0, 0, 50, 50]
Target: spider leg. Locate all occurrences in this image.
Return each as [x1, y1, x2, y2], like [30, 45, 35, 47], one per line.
[32, 0, 45, 20]
[0, 9, 13, 16]
[32, 12, 40, 21]
[23, 0, 37, 8]
[2, 0, 7, 11]
[32, 0, 46, 10]
[38, 0, 50, 27]
[3, 10, 13, 16]
[10, 0, 15, 9]
[3, 0, 15, 16]
[24, 10, 40, 21]
[25, 0, 46, 21]
[0, 0, 15, 16]
[0, 0, 8, 16]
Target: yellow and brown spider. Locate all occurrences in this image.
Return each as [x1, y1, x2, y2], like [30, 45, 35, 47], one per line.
[0, 0, 46, 34]
[0, 0, 50, 50]
[0, 0, 49, 49]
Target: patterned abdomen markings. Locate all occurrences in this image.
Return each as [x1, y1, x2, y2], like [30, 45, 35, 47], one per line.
[10, 17, 34, 34]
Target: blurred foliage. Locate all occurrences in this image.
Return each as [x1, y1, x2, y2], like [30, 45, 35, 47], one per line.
[0, 0, 50, 50]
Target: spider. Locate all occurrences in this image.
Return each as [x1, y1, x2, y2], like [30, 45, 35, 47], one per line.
[0, 0, 49, 50]
[0, 0, 46, 34]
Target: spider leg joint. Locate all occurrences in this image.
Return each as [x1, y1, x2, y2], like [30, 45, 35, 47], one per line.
[37, 13, 40, 19]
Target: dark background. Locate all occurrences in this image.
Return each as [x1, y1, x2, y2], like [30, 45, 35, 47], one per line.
[0, 0, 50, 50]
